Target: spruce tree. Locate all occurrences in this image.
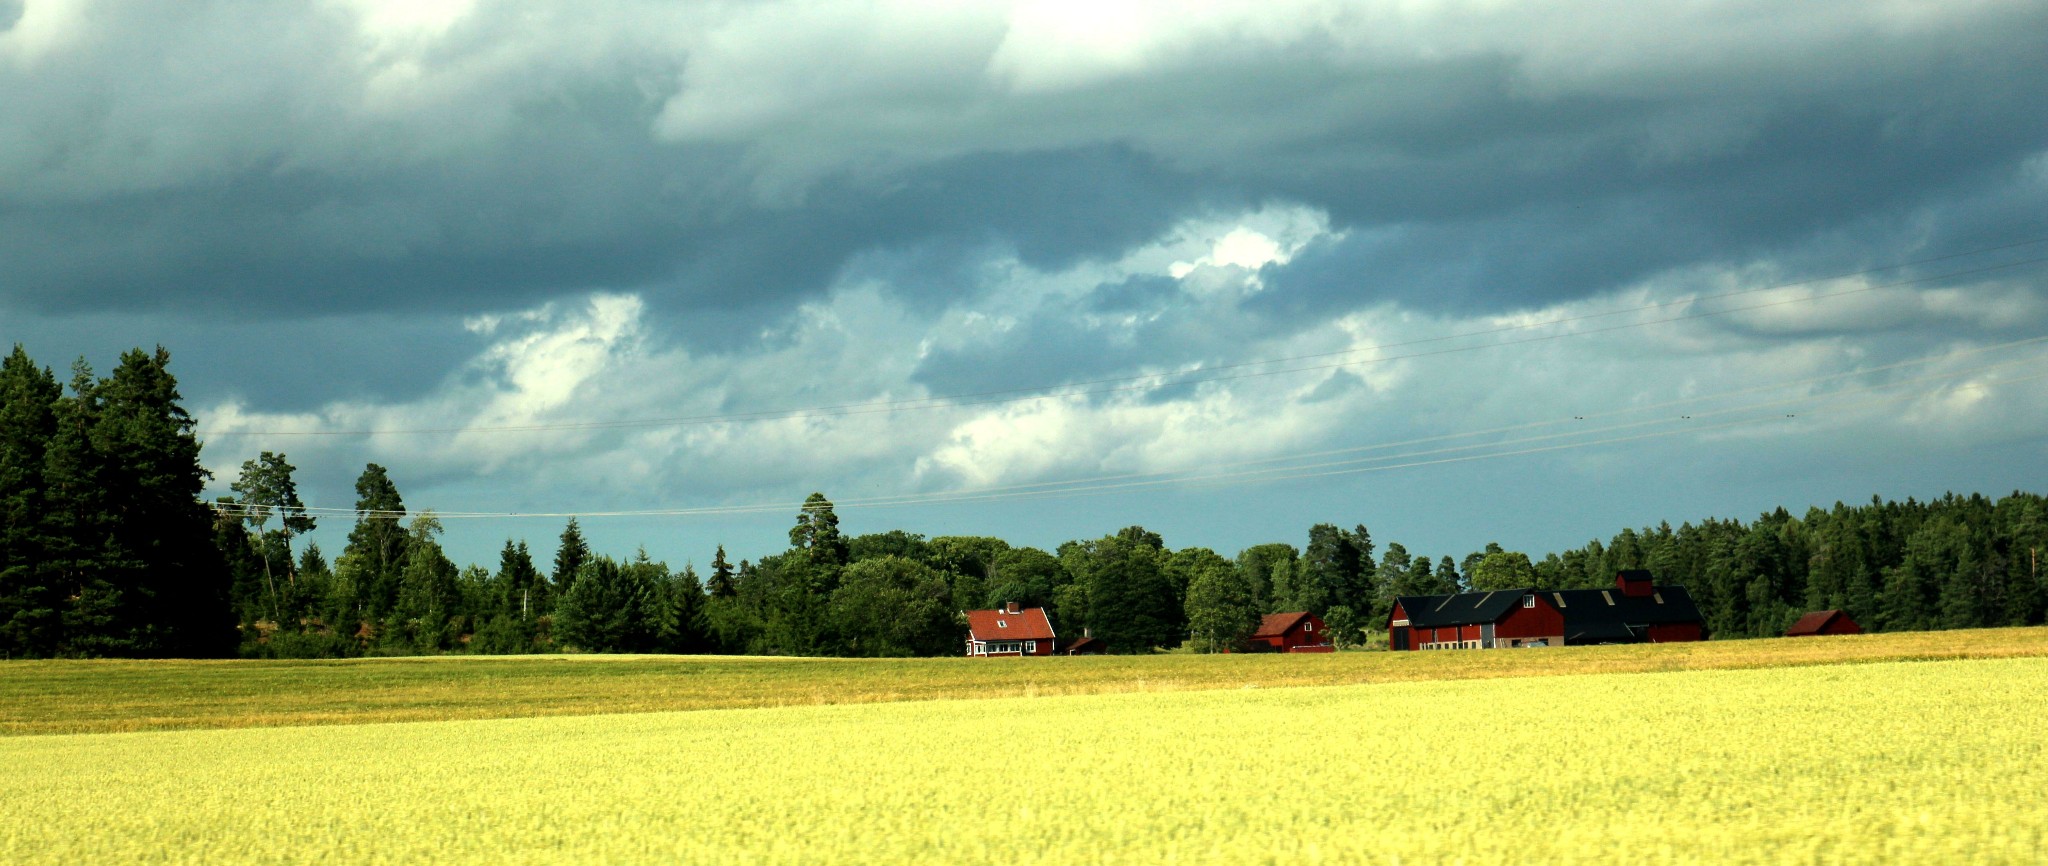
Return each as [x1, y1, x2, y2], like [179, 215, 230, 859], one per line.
[708, 544, 737, 598]
[54, 349, 235, 657]
[0, 346, 61, 657]
[498, 539, 545, 620]
[555, 556, 655, 653]
[553, 517, 590, 597]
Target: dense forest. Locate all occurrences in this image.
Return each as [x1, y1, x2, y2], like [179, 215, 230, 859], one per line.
[1, 344, 2043, 659]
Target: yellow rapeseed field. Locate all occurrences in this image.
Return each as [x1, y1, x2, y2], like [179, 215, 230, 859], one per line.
[4, 656, 2044, 864]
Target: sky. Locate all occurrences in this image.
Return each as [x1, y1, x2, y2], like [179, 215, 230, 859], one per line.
[4, 0, 2046, 571]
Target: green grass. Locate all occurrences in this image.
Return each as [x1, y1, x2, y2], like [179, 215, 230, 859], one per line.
[4, 656, 2044, 864]
[4, 626, 2046, 735]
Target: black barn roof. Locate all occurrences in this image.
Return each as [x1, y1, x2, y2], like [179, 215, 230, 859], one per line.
[1544, 586, 1703, 643]
[1393, 590, 1540, 628]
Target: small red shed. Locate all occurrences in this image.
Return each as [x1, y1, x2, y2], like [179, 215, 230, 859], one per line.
[1249, 612, 1333, 652]
[1786, 610, 1862, 637]
[1059, 634, 1105, 655]
[965, 602, 1057, 657]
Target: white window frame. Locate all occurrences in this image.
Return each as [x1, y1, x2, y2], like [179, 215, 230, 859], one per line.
[1024, 640, 1036, 653]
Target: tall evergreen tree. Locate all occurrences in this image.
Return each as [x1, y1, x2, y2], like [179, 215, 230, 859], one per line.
[555, 555, 656, 653]
[655, 562, 709, 653]
[707, 544, 737, 598]
[343, 464, 408, 621]
[553, 517, 591, 596]
[498, 539, 545, 620]
[789, 493, 849, 568]
[229, 452, 315, 623]
[390, 514, 460, 652]
[76, 348, 234, 656]
[0, 347, 61, 657]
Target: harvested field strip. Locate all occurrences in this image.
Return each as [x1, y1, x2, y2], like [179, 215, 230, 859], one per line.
[1, 625, 2043, 736]
[3, 657, 2044, 864]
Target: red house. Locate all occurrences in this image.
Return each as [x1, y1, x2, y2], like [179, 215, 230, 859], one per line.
[965, 602, 1056, 657]
[1249, 612, 1334, 652]
[1786, 610, 1862, 637]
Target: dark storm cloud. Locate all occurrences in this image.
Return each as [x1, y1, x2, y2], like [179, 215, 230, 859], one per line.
[10, 308, 486, 412]
[644, 144, 1222, 346]
[4, 0, 2047, 400]
[1247, 48, 2048, 318]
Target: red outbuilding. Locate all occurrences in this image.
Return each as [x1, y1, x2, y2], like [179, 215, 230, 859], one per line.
[965, 602, 1057, 657]
[1059, 634, 1105, 655]
[1249, 612, 1334, 652]
[1786, 609, 1862, 637]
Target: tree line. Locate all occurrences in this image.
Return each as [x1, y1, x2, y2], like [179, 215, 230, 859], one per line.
[1, 344, 2043, 658]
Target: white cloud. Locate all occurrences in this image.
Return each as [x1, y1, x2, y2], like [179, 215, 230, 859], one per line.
[190, 212, 2048, 568]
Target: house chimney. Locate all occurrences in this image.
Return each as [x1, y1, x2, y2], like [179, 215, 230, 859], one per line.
[1005, 601, 1020, 614]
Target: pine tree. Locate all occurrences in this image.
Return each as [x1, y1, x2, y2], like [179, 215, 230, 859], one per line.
[76, 349, 234, 657]
[343, 464, 408, 621]
[789, 493, 848, 568]
[553, 517, 590, 597]
[659, 562, 708, 653]
[498, 539, 544, 620]
[708, 544, 737, 598]
[555, 556, 656, 653]
[230, 452, 315, 624]
[390, 514, 460, 652]
[0, 346, 61, 657]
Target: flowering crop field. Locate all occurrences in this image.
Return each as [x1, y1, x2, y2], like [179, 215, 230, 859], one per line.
[8, 626, 2047, 736]
[4, 656, 2044, 864]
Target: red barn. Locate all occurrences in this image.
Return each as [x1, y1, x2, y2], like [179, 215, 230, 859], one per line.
[965, 602, 1056, 657]
[1786, 610, 1862, 637]
[1388, 589, 1565, 651]
[1249, 612, 1334, 652]
[1388, 571, 1706, 650]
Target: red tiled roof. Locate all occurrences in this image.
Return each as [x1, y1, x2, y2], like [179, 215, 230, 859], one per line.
[966, 607, 1056, 641]
[1253, 611, 1311, 639]
[1786, 610, 1845, 636]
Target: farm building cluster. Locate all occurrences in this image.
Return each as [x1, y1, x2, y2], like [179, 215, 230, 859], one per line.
[1387, 570, 1706, 650]
[966, 571, 1854, 655]
[963, 602, 1338, 656]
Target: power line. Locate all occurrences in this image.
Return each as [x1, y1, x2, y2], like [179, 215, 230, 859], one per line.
[207, 346, 2048, 521]
[199, 238, 2048, 438]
